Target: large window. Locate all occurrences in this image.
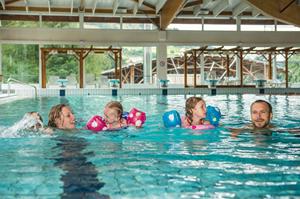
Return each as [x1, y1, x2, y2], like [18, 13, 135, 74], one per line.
[2, 44, 39, 83]
[1, 20, 39, 28]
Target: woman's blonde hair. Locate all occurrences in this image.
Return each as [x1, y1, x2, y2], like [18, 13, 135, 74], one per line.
[185, 96, 204, 125]
[105, 101, 123, 119]
[48, 104, 71, 128]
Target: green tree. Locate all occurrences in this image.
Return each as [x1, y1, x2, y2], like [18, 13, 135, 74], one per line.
[288, 55, 300, 83]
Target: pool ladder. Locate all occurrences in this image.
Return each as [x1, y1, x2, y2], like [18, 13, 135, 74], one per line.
[7, 77, 38, 98]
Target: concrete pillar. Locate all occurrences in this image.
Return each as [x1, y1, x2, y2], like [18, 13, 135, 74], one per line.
[143, 46, 152, 84]
[39, 44, 43, 88]
[200, 53, 205, 84]
[39, 15, 42, 27]
[0, 44, 2, 75]
[120, 15, 123, 30]
[235, 54, 241, 82]
[156, 43, 167, 85]
[236, 16, 241, 32]
[0, 44, 2, 92]
[264, 62, 267, 79]
[272, 54, 277, 80]
[79, 13, 84, 30]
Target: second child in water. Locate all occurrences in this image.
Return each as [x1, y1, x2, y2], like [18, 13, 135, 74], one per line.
[182, 96, 211, 128]
[103, 101, 128, 130]
[86, 101, 146, 132]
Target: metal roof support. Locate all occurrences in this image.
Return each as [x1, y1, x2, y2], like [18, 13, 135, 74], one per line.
[156, 0, 167, 14]
[212, 0, 228, 17]
[24, 0, 29, 12]
[138, 0, 144, 7]
[252, 8, 260, 17]
[233, 2, 249, 17]
[113, 0, 119, 16]
[48, 0, 51, 14]
[92, 0, 98, 15]
[70, 0, 73, 14]
[0, 0, 5, 10]
[133, 3, 138, 15]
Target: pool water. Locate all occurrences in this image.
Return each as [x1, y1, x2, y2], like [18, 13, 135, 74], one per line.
[0, 95, 300, 198]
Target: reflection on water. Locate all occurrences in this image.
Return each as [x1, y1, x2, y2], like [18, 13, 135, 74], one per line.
[52, 136, 109, 199]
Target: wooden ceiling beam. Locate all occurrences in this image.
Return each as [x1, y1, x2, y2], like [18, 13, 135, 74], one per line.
[160, 0, 186, 30]
[5, 0, 22, 6]
[245, 0, 300, 26]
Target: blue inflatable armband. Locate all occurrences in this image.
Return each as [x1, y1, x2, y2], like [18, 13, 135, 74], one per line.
[122, 112, 129, 120]
[205, 106, 221, 127]
[163, 110, 181, 128]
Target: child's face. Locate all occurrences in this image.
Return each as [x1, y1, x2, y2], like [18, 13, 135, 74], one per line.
[104, 108, 120, 124]
[192, 101, 207, 119]
[31, 112, 43, 130]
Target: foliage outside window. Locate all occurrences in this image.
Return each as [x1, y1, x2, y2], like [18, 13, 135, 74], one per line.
[2, 44, 39, 83]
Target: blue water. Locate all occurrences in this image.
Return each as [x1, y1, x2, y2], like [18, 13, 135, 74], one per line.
[0, 95, 300, 198]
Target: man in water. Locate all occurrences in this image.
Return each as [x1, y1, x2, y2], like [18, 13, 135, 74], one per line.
[250, 100, 273, 129]
[231, 100, 274, 137]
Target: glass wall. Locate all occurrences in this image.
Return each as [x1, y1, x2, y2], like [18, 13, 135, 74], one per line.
[1, 44, 39, 83]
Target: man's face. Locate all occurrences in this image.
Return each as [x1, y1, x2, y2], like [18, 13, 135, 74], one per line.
[251, 102, 272, 129]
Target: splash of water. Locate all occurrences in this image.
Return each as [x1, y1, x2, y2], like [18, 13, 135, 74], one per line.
[0, 113, 44, 138]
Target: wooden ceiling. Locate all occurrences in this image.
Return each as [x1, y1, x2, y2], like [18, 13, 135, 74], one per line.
[0, 0, 299, 29]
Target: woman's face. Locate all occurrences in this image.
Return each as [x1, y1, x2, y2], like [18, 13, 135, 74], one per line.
[192, 101, 207, 119]
[56, 107, 76, 129]
[104, 108, 119, 124]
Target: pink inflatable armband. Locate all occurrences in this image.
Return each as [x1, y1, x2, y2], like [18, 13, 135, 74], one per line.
[187, 124, 215, 130]
[127, 108, 146, 128]
[86, 115, 107, 132]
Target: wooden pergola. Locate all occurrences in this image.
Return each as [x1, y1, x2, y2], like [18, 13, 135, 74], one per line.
[184, 46, 300, 88]
[40, 47, 122, 88]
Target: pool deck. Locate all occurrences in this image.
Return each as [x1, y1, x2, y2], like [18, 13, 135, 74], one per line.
[1, 83, 300, 104]
[0, 93, 29, 105]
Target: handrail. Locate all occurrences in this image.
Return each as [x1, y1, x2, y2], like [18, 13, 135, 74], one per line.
[7, 77, 38, 98]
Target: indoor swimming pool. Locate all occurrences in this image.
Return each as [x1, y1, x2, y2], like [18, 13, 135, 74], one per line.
[0, 95, 299, 198]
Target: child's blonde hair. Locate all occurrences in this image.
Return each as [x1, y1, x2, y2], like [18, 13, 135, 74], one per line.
[105, 101, 123, 119]
[185, 96, 204, 125]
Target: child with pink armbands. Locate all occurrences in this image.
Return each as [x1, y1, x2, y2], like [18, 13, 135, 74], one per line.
[103, 101, 128, 130]
[86, 101, 146, 132]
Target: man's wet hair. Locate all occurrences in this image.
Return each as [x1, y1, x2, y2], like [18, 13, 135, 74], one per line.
[251, 100, 272, 113]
